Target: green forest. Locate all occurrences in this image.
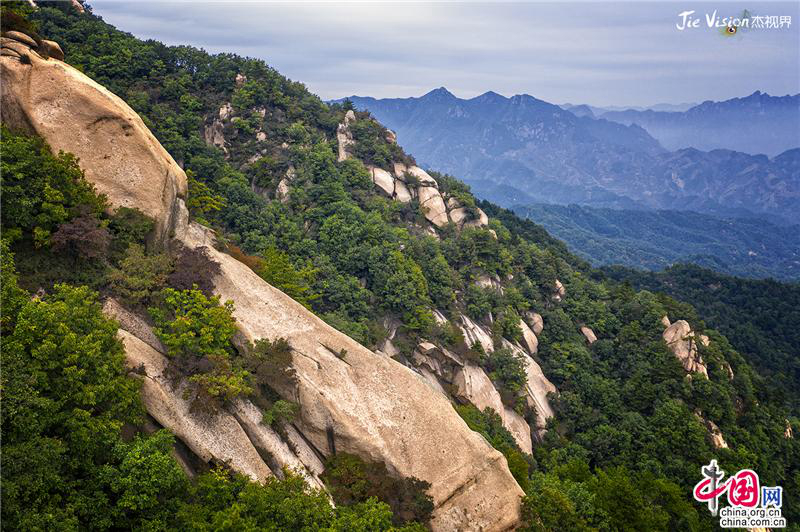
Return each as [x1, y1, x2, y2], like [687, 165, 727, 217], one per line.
[1, 2, 798, 530]
[516, 203, 800, 281]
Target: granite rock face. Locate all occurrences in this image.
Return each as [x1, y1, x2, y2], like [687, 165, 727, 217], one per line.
[1, 33, 187, 246]
[662, 320, 709, 377]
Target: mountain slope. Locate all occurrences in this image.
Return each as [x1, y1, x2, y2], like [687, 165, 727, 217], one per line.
[598, 91, 800, 157]
[516, 204, 800, 281]
[3, 3, 799, 530]
[343, 89, 800, 223]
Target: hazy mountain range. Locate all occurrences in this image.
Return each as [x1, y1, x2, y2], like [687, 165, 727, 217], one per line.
[595, 91, 800, 157]
[340, 88, 800, 224]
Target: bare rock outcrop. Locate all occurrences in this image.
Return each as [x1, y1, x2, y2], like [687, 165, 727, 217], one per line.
[453, 364, 533, 454]
[459, 314, 495, 353]
[663, 320, 709, 377]
[418, 185, 450, 227]
[336, 110, 356, 162]
[520, 319, 539, 354]
[580, 326, 597, 344]
[176, 216, 524, 530]
[552, 279, 566, 302]
[525, 311, 544, 335]
[1, 34, 187, 245]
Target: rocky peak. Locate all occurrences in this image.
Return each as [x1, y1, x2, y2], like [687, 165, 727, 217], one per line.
[2, 36, 526, 530]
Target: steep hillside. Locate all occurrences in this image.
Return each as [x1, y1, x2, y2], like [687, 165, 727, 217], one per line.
[2, 3, 799, 530]
[343, 90, 800, 223]
[599, 91, 800, 157]
[515, 204, 800, 281]
[603, 264, 800, 413]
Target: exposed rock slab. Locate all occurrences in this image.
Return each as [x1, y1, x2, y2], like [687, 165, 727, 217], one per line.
[418, 185, 449, 227]
[453, 364, 532, 454]
[580, 326, 597, 344]
[118, 330, 273, 482]
[520, 319, 539, 354]
[663, 320, 708, 377]
[525, 312, 544, 335]
[1, 40, 187, 245]
[176, 216, 524, 530]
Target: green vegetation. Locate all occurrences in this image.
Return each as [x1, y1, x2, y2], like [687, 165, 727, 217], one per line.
[2, 3, 798, 530]
[150, 288, 252, 405]
[518, 203, 800, 281]
[604, 263, 800, 413]
[322, 453, 433, 527]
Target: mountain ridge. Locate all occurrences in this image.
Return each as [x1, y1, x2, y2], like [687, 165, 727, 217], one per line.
[338, 88, 800, 223]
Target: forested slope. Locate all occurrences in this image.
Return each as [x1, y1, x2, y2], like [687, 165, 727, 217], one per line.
[1, 2, 798, 530]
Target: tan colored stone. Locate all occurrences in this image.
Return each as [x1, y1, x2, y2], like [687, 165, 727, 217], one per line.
[1, 50, 187, 245]
[40, 39, 64, 61]
[552, 279, 566, 302]
[230, 399, 327, 491]
[453, 364, 532, 454]
[663, 320, 708, 377]
[503, 407, 533, 455]
[370, 166, 395, 197]
[525, 312, 544, 335]
[118, 330, 273, 482]
[174, 217, 524, 530]
[520, 319, 539, 354]
[393, 179, 412, 203]
[458, 314, 494, 354]
[580, 326, 597, 344]
[661, 315, 671, 328]
[418, 185, 449, 227]
[3, 30, 37, 48]
[407, 165, 438, 186]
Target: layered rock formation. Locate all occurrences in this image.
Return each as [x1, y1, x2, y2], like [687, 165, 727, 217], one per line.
[336, 114, 489, 230]
[2, 34, 526, 530]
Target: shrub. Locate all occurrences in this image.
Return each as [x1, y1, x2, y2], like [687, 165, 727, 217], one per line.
[107, 244, 172, 305]
[0, 127, 106, 247]
[322, 453, 434, 526]
[262, 399, 298, 426]
[149, 288, 250, 405]
[108, 207, 155, 254]
[485, 347, 528, 396]
[167, 245, 221, 296]
[50, 209, 112, 260]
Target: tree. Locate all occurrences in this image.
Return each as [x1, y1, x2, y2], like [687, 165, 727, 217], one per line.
[149, 288, 251, 404]
[0, 127, 106, 247]
[107, 243, 172, 305]
[1, 283, 142, 529]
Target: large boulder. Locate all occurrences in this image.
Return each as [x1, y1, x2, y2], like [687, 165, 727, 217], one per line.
[453, 364, 533, 455]
[663, 320, 708, 377]
[0, 35, 187, 246]
[176, 215, 524, 530]
[525, 312, 544, 335]
[520, 319, 539, 354]
[418, 185, 449, 227]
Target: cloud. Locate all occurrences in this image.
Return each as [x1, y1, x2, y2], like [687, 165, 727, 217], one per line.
[90, 0, 799, 106]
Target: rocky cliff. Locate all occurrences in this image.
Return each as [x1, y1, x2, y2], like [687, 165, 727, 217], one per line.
[1, 30, 527, 530]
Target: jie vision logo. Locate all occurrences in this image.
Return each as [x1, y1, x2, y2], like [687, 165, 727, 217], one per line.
[676, 9, 792, 36]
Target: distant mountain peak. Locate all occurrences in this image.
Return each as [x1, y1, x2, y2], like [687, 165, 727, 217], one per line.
[422, 86, 456, 100]
[472, 90, 506, 102]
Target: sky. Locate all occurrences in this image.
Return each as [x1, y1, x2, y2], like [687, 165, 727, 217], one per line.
[89, 1, 800, 107]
